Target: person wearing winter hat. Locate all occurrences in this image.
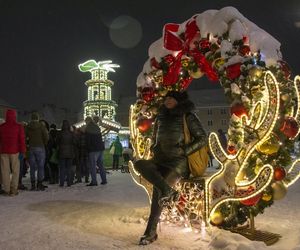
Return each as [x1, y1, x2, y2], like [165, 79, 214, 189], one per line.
[135, 90, 207, 245]
[0, 109, 26, 196]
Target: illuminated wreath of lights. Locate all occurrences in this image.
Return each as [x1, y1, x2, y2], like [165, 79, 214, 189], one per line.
[129, 6, 300, 229]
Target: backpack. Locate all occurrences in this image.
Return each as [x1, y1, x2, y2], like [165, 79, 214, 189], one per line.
[183, 114, 209, 177]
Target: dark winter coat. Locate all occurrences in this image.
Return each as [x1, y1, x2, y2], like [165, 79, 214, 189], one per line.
[57, 130, 75, 159]
[26, 120, 49, 148]
[152, 100, 207, 177]
[48, 129, 58, 162]
[0, 109, 26, 154]
[48, 129, 58, 150]
[79, 130, 88, 158]
[85, 122, 105, 153]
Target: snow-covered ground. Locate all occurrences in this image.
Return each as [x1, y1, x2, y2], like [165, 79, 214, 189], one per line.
[0, 169, 299, 250]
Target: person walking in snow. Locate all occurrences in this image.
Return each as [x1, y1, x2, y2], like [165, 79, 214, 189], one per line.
[109, 136, 123, 171]
[135, 91, 207, 245]
[0, 109, 26, 196]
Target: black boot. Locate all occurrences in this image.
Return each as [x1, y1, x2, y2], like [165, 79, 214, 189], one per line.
[139, 187, 161, 245]
[30, 181, 36, 191]
[139, 233, 158, 245]
[36, 181, 45, 191]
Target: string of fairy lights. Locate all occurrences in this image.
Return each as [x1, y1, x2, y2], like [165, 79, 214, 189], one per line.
[128, 7, 300, 231]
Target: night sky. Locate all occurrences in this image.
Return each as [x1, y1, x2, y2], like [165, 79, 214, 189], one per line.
[1, 0, 300, 112]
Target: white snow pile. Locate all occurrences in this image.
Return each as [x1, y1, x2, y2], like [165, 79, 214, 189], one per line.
[0, 171, 300, 249]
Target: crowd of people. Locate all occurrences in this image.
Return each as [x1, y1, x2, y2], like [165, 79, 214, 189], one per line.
[0, 110, 131, 196]
[0, 91, 224, 246]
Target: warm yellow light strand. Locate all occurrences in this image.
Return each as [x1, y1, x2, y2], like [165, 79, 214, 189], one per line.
[206, 71, 280, 222]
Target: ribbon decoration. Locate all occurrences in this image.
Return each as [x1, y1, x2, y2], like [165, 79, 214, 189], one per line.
[163, 18, 219, 84]
[162, 52, 183, 86]
[190, 49, 219, 82]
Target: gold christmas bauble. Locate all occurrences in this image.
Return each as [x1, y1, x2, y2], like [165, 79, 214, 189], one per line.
[249, 66, 263, 80]
[213, 58, 225, 70]
[210, 211, 224, 225]
[262, 193, 272, 202]
[271, 181, 287, 200]
[281, 93, 290, 102]
[256, 133, 280, 155]
[158, 88, 169, 97]
[188, 68, 204, 79]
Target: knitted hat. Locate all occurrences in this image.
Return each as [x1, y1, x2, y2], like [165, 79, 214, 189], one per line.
[165, 91, 188, 103]
[31, 112, 39, 121]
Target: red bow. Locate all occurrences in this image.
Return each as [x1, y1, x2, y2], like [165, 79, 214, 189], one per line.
[163, 19, 199, 52]
[163, 19, 218, 83]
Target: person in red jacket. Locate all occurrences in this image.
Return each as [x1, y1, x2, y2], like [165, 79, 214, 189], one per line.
[0, 109, 26, 196]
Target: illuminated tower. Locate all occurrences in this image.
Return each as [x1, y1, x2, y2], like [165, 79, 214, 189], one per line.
[78, 60, 120, 120]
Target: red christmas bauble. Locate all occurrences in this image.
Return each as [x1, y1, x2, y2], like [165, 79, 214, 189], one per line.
[137, 118, 153, 133]
[274, 166, 286, 181]
[230, 103, 248, 118]
[280, 117, 299, 138]
[227, 145, 237, 155]
[239, 45, 251, 56]
[240, 193, 262, 206]
[226, 63, 242, 80]
[141, 87, 155, 102]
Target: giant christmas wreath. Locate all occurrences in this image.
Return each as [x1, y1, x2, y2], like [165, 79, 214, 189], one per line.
[129, 7, 300, 229]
